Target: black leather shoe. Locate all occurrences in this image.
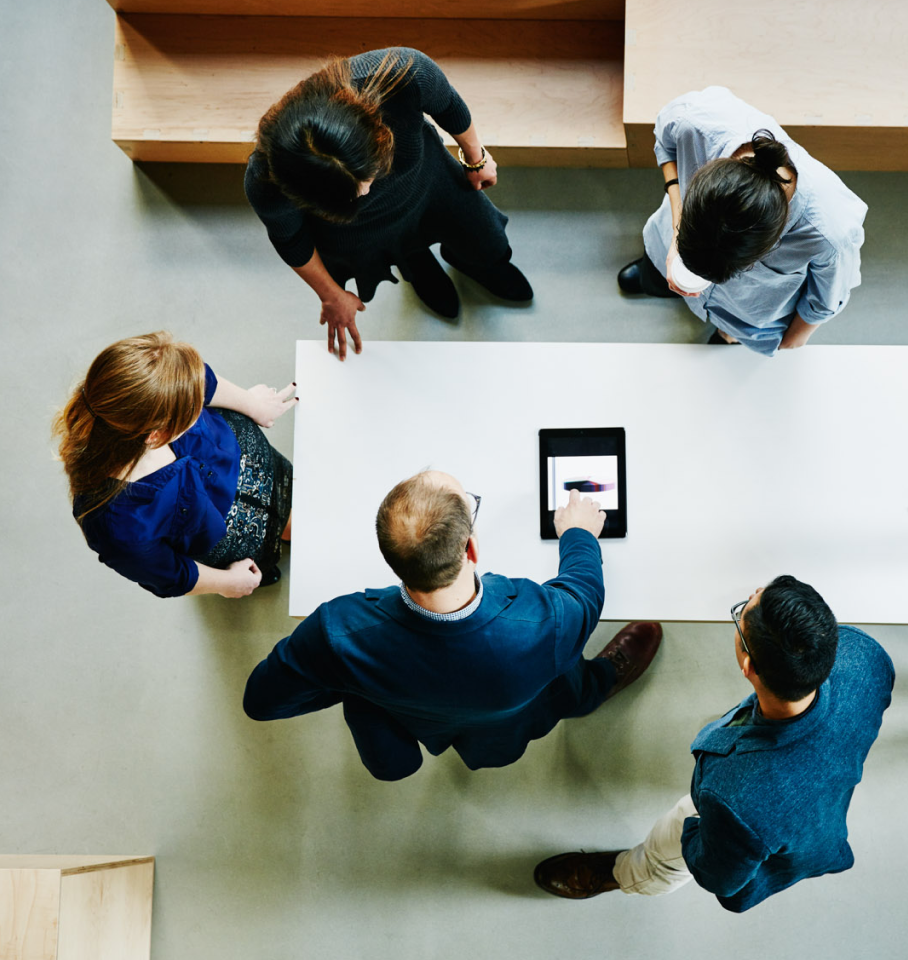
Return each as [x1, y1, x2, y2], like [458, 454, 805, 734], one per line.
[260, 567, 282, 588]
[440, 246, 533, 302]
[618, 259, 645, 294]
[596, 621, 663, 698]
[534, 851, 622, 899]
[405, 249, 460, 318]
[708, 329, 740, 345]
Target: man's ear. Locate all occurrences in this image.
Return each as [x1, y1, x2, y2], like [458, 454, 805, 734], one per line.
[740, 654, 757, 683]
[465, 535, 479, 565]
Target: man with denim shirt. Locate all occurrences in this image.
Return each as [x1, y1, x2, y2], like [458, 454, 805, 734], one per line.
[244, 470, 662, 781]
[535, 575, 894, 912]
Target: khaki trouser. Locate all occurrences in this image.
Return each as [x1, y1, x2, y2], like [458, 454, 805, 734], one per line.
[612, 795, 699, 896]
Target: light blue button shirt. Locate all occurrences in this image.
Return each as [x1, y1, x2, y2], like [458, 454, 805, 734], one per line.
[642, 87, 867, 356]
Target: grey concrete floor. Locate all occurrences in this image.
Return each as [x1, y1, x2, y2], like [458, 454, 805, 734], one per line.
[2, 2, 907, 958]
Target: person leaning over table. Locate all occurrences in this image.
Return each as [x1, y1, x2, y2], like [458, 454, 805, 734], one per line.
[245, 46, 532, 362]
[243, 471, 662, 781]
[534, 576, 894, 912]
[617, 86, 867, 355]
[54, 331, 297, 599]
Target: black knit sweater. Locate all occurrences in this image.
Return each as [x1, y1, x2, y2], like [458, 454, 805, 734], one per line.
[245, 47, 509, 301]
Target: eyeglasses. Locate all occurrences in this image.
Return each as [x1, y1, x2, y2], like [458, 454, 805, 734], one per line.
[730, 599, 754, 660]
[465, 491, 481, 531]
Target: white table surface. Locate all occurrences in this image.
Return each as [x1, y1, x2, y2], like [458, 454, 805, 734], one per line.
[291, 341, 908, 623]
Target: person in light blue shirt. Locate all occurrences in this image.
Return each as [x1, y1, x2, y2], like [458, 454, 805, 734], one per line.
[617, 87, 868, 356]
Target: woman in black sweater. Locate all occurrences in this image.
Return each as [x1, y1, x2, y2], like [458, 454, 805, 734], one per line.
[245, 47, 532, 361]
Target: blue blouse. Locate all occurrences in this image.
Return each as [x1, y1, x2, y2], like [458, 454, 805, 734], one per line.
[76, 366, 241, 598]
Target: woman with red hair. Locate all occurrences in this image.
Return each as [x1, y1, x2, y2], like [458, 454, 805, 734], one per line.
[55, 332, 296, 598]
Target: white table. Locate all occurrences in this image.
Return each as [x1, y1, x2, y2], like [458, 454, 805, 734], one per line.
[291, 341, 908, 623]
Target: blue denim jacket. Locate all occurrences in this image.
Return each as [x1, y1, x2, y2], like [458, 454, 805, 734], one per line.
[681, 625, 894, 912]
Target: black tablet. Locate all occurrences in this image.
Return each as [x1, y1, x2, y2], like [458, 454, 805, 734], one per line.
[539, 428, 627, 539]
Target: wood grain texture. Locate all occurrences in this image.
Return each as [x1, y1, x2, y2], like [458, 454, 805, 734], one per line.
[104, 0, 625, 20]
[0, 870, 60, 960]
[623, 0, 908, 169]
[0, 857, 152, 874]
[626, 122, 908, 172]
[115, 139, 628, 167]
[111, 14, 626, 164]
[0, 859, 154, 960]
[56, 861, 153, 960]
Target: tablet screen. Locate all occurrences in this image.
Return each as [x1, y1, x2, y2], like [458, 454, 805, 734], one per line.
[546, 455, 620, 512]
[539, 428, 627, 539]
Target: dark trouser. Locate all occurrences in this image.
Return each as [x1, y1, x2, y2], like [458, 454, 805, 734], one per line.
[638, 253, 680, 298]
[560, 655, 618, 718]
[343, 696, 424, 781]
[455, 656, 618, 770]
[343, 656, 617, 780]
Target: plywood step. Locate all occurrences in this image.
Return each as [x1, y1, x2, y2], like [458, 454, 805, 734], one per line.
[623, 0, 908, 170]
[112, 14, 627, 166]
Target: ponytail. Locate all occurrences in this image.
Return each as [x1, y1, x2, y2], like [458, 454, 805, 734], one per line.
[743, 129, 797, 186]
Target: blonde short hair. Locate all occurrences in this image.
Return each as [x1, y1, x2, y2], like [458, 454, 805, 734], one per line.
[375, 473, 471, 592]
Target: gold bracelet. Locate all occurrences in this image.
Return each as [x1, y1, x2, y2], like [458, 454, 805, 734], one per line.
[458, 146, 487, 171]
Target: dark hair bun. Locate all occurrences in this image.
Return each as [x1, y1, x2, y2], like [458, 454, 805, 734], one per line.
[748, 129, 796, 183]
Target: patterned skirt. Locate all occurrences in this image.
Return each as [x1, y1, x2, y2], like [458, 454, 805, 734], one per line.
[196, 410, 292, 574]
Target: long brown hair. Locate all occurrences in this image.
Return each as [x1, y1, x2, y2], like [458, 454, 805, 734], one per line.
[256, 50, 412, 222]
[53, 331, 206, 520]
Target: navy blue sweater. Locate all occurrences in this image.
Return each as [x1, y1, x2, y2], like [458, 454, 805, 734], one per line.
[243, 528, 613, 776]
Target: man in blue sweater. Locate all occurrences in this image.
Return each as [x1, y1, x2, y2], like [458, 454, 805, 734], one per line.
[243, 470, 662, 780]
[535, 575, 894, 912]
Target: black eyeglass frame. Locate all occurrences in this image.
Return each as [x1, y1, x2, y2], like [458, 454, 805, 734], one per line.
[731, 599, 754, 661]
[465, 492, 482, 531]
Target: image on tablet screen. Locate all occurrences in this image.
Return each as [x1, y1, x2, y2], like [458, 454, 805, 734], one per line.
[547, 455, 619, 511]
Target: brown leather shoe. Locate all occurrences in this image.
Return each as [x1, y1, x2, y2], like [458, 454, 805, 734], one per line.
[596, 621, 663, 699]
[534, 851, 623, 899]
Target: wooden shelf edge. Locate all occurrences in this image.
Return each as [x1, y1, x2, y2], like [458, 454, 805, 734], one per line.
[60, 857, 155, 877]
[106, 1, 626, 20]
[116, 140, 256, 163]
[116, 139, 628, 167]
[781, 125, 908, 171]
[625, 121, 908, 171]
[489, 146, 628, 168]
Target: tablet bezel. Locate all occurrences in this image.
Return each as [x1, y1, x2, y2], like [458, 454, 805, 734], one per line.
[538, 427, 627, 540]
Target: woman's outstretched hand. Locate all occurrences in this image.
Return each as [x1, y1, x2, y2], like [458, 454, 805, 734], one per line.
[246, 382, 298, 428]
[320, 291, 365, 361]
